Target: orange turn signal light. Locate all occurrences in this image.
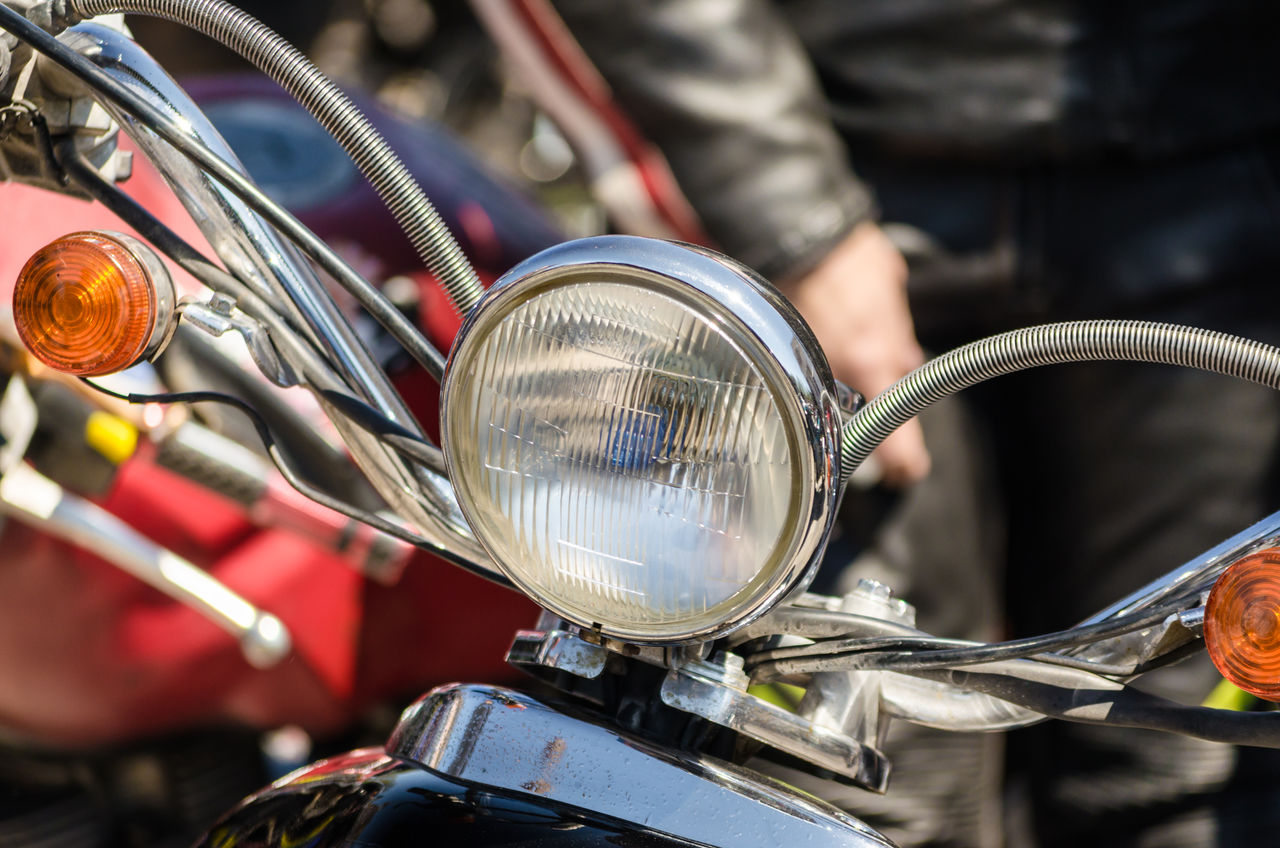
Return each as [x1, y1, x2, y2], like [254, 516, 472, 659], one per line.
[1205, 547, 1280, 702]
[13, 231, 174, 377]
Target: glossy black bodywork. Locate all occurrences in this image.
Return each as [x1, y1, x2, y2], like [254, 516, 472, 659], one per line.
[193, 747, 697, 848]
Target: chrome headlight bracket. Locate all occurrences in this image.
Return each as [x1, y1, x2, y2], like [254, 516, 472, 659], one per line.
[442, 236, 841, 644]
[504, 615, 892, 793]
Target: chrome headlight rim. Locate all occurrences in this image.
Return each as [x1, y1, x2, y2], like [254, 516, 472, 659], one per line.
[441, 236, 842, 644]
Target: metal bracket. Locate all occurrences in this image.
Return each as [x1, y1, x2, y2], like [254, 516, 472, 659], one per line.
[834, 379, 864, 424]
[506, 627, 609, 679]
[507, 614, 712, 679]
[178, 294, 298, 388]
[507, 614, 892, 791]
[660, 653, 892, 793]
[0, 36, 131, 198]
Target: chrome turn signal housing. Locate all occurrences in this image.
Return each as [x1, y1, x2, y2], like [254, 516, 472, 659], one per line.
[441, 236, 842, 644]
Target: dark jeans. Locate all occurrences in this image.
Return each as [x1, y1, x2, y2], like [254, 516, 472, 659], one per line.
[794, 137, 1280, 847]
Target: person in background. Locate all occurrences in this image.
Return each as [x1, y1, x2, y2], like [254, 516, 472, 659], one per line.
[549, 1, 1280, 846]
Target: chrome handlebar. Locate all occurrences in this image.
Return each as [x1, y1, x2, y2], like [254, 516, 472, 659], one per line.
[50, 22, 495, 572]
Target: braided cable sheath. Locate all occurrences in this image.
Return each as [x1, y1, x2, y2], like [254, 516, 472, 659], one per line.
[840, 320, 1280, 485]
[70, 0, 484, 316]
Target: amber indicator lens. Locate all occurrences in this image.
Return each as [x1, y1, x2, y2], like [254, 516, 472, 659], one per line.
[14, 231, 159, 376]
[1205, 548, 1280, 702]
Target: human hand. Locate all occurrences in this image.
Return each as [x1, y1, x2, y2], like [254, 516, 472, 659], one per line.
[778, 221, 931, 487]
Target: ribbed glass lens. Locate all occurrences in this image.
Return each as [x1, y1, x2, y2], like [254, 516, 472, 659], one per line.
[446, 279, 800, 639]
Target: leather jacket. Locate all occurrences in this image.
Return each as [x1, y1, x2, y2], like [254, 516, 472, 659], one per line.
[551, 0, 1280, 281]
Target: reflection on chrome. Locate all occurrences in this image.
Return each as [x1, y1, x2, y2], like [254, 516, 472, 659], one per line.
[389, 684, 897, 848]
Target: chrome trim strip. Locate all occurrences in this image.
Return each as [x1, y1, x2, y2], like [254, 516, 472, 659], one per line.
[1080, 509, 1280, 626]
[387, 684, 896, 848]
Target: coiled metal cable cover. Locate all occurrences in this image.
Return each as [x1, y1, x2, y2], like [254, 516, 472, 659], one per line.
[840, 320, 1280, 485]
[71, 0, 485, 315]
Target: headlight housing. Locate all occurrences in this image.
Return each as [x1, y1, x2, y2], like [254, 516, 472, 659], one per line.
[442, 237, 841, 643]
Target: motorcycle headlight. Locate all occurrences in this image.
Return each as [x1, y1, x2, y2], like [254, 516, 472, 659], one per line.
[442, 237, 841, 643]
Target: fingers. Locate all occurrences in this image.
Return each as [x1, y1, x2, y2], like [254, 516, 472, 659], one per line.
[778, 221, 931, 487]
[841, 343, 931, 487]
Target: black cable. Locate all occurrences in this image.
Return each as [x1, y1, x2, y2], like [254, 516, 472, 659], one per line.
[72, 0, 485, 315]
[16, 99, 66, 187]
[316, 388, 446, 474]
[732, 607, 923, 642]
[747, 595, 1193, 677]
[164, 327, 377, 503]
[748, 638, 1138, 680]
[59, 144, 452, 478]
[78, 380, 511, 588]
[909, 666, 1280, 748]
[57, 140, 296, 327]
[0, 5, 449, 382]
[1026, 652, 1138, 677]
[747, 635, 975, 667]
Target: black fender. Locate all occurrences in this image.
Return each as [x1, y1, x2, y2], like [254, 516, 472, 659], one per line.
[194, 747, 695, 848]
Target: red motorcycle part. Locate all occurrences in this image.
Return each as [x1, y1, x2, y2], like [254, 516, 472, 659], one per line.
[0, 136, 537, 748]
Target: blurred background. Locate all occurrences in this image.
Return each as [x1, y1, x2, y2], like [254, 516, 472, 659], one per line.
[130, 0, 607, 239]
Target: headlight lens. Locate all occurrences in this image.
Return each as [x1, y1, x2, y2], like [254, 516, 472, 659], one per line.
[443, 238, 840, 643]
